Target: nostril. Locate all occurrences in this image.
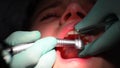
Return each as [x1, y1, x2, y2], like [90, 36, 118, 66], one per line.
[64, 13, 71, 21]
[77, 12, 85, 19]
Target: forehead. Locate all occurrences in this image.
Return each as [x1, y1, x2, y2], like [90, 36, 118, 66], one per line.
[33, 0, 96, 18]
[36, 0, 95, 11]
[37, 0, 67, 10]
[38, 0, 95, 6]
[34, 0, 66, 16]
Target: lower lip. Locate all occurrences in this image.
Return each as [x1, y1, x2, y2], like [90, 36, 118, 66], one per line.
[53, 50, 93, 68]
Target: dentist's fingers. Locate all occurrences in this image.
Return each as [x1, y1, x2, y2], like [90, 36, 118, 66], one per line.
[10, 37, 57, 68]
[75, 0, 120, 32]
[79, 21, 120, 57]
[5, 31, 41, 46]
[35, 50, 56, 68]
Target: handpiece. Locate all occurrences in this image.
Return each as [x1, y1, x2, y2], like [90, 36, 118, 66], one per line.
[57, 39, 83, 49]
[4, 39, 83, 55]
[2, 38, 83, 63]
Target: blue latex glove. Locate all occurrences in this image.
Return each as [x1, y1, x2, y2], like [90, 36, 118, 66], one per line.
[4, 31, 57, 68]
[75, 0, 120, 57]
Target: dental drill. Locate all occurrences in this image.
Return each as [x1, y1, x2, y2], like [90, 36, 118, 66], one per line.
[57, 39, 83, 49]
[2, 38, 83, 63]
[3, 39, 83, 55]
[1, 38, 84, 63]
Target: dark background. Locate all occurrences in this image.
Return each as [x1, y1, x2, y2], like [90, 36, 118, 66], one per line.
[0, 0, 39, 67]
[0, 0, 39, 41]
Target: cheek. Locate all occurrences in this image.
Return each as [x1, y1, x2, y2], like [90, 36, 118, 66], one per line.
[31, 20, 60, 38]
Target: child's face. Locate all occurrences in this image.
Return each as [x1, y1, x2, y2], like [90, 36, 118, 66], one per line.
[30, 0, 114, 68]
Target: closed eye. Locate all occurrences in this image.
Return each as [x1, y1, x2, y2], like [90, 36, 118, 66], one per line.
[40, 13, 59, 21]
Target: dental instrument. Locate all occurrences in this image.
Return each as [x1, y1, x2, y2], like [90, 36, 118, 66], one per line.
[3, 38, 83, 55]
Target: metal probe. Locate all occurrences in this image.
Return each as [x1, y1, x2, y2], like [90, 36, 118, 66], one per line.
[4, 39, 83, 55]
[57, 39, 83, 49]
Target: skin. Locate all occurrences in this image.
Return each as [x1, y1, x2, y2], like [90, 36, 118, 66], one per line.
[30, 0, 114, 68]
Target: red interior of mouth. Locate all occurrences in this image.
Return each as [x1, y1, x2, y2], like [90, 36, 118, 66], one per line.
[55, 34, 90, 59]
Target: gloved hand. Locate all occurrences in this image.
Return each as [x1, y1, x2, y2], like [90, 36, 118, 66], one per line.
[4, 31, 57, 68]
[75, 0, 120, 57]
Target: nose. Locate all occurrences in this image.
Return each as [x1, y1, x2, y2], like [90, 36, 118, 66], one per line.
[60, 3, 86, 25]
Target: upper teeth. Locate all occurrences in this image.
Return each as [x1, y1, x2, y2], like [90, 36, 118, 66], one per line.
[65, 31, 79, 37]
[67, 31, 79, 35]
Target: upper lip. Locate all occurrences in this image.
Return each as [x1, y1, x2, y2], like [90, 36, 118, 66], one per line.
[58, 19, 81, 39]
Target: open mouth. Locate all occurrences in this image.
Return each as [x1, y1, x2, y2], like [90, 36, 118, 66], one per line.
[55, 27, 105, 59]
[55, 30, 90, 59]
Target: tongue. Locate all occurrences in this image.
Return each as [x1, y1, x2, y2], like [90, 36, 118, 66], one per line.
[56, 45, 80, 59]
[56, 34, 89, 59]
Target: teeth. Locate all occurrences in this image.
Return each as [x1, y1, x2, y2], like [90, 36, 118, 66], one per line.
[67, 31, 78, 35]
[65, 31, 79, 37]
